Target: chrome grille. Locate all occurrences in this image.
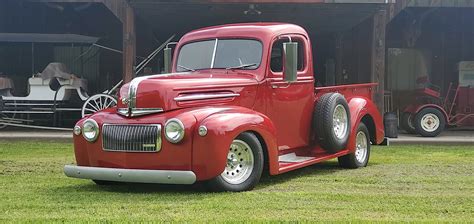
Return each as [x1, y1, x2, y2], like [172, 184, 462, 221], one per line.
[102, 124, 161, 152]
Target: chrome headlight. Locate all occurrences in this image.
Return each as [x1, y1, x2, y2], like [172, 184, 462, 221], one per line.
[164, 118, 185, 143]
[82, 119, 99, 142]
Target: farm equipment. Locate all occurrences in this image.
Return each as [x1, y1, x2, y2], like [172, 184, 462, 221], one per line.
[400, 61, 474, 137]
[0, 63, 116, 130]
[0, 34, 175, 130]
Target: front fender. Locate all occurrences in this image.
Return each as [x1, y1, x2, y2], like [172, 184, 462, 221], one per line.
[347, 97, 384, 148]
[192, 107, 278, 181]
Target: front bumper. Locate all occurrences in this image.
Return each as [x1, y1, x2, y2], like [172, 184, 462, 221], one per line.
[64, 165, 196, 184]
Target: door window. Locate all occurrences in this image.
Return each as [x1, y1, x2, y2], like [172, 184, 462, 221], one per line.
[270, 38, 305, 73]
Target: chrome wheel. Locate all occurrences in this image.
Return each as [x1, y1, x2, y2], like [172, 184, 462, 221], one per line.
[221, 139, 254, 185]
[82, 94, 117, 118]
[333, 104, 348, 139]
[420, 113, 440, 132]
[355, 131, 368, 164]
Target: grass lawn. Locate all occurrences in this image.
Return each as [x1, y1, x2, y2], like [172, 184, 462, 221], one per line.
[0, 141, 473, 223]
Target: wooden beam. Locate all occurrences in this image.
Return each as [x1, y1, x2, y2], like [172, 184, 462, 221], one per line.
[102, 0, 136, 82]
[122, 4, 136, 82]
[371, 9, 386, 113]
[130, 0, 388, 3]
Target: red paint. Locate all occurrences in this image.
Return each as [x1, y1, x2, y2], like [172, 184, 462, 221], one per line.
[73, 23, 384, 181]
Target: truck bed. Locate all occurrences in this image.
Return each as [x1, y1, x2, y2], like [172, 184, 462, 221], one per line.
[315, 83, 378, 99]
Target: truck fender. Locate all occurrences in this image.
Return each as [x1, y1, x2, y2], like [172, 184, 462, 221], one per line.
[405, 104, 448, 123]
[347, 97, 385, 148]
[191, 108, 278, 181]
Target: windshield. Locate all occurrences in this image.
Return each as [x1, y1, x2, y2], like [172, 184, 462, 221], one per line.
[176, 39, 262, 72]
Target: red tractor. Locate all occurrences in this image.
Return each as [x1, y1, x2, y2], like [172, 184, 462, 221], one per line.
[401, 61, 474, 137]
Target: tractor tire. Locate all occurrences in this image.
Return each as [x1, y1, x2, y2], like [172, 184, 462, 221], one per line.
[314, 93, 351, 152]
[414, 107, 446, 137]
[400, 112, 416, 134]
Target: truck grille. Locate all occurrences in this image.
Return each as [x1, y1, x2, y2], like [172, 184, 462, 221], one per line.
[102, 124, 161, 152]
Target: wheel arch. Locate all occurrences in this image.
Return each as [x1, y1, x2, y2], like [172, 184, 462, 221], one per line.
[191, 108, 278, 180]
[247, 130, 270, 176]
[361, 114, 376, 144]
[347, 97, 385, 145]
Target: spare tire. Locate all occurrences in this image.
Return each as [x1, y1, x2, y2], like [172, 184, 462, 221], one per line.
[314, 93, 351, 152]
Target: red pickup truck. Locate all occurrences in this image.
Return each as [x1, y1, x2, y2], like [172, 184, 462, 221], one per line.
[65, 23, 384, 192]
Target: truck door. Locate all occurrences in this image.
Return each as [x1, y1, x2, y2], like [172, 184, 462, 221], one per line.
[265, 35, 315, 150]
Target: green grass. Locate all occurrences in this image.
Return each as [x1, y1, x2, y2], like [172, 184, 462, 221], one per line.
[0, 141, 473, 223]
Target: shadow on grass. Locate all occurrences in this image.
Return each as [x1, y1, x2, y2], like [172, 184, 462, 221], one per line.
[257, 160, 343, 189]
[55, 160, 356, 195]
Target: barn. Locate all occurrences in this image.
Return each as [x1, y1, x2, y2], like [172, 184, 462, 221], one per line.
[1, 0, 473, 117]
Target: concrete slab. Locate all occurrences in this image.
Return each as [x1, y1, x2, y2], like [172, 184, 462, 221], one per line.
[0, 129, 472, 145]
[388, 130, 474, 145]
[0, 130, 72, 141]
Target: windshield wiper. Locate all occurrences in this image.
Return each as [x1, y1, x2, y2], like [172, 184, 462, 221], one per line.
[225, 63, 257, 70]
[178, 65, 196, 72]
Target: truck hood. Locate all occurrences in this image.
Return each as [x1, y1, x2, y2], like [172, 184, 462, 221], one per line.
[117, 71, 258, 117]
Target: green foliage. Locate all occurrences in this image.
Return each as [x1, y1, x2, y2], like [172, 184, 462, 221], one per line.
[0, 141, 473, 222]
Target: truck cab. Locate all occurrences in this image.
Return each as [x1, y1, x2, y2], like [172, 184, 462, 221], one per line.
[65, 23, 384, 192]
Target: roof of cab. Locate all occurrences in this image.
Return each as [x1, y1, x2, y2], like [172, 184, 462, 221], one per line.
[179, 23, 309, 43]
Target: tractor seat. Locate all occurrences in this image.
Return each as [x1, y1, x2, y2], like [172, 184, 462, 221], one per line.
[415, 76, 441, 97]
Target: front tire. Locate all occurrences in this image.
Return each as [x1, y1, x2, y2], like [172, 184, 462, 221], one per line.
[338, 123, 370, 169]
[207, 132, 264, 192]
[414, 108, 445, 137]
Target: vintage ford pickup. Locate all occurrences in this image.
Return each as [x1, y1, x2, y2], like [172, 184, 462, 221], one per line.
[64, 23, 384, 192]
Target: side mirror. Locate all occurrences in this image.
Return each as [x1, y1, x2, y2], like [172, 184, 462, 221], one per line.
[283, 42, 298, 83]
[163, 47, 173, 73]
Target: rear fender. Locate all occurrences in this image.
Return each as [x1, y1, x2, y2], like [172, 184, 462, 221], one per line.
[347, 97, 384, 148]
[192, 107, 278, 180]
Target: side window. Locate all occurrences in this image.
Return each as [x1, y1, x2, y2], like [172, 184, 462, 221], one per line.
[270, 38, 305, 73]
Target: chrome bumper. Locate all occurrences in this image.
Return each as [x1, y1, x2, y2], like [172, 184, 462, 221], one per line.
[64, 165, 196, 184]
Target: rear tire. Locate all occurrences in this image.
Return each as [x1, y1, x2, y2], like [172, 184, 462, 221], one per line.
[400, 112, 416, 134]
[338, 123, 370, 169]
[314, 93, 351, 152]
[414, 108, 445, 137]
[207, 132, 264, 192]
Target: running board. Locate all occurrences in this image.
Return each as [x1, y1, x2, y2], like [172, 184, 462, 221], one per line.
[278, 153, 314, 163]
[277, 150, 350, 174]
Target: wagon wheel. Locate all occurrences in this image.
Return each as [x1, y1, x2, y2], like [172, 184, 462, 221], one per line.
[81, 94, 117, 118]
[0, 100, 16, 130]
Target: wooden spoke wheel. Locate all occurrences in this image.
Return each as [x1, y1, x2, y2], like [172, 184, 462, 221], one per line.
[81, 94, 117, 118]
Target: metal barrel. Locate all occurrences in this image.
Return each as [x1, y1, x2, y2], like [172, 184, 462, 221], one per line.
[384, 112, 398, 138]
